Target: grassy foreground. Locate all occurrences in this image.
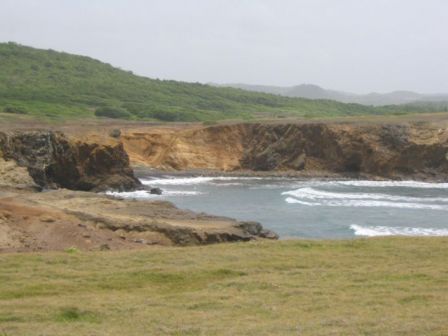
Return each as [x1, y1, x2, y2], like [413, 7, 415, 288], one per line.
[1, 238, 447, 335]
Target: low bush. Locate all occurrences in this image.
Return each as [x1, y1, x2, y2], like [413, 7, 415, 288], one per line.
[94, 107, 131, 119]
[3, 106, 27, 114]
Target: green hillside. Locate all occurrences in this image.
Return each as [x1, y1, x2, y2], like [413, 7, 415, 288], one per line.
[0, 42, 442, 121]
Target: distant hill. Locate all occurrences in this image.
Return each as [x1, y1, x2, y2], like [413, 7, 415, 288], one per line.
[0, 42, 445, 121]
[215, 83, 448, 107]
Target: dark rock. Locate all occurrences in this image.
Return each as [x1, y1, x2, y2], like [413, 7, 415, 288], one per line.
[150, 187, 163, 195]
[236, 221, 278, 240]
[0, 130, 141, 191]
[237, 221, 263, 235]
[240, 123, 448, 178]
[259, 229, 279, 240]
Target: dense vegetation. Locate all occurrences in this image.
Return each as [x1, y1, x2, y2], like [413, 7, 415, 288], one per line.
[0, 42, 444, 121]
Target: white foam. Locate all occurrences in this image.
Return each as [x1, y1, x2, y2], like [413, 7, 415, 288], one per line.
[250, 179, 448, 192]
[105, 190, 203, 199]
[142, 176, 262, 186]
[284, 197, 316, 206]
[334, 180, 448, 189]
[282, 187, 448, 203]
[350, 224, 448, 237]
[285, 197, 447, 210]
[331, 200, 446, 210]
[105, 190, 159, 199]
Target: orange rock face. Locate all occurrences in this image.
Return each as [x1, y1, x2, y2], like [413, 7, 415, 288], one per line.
[122, 124, 248, 171]
[121, 122, 448, 180]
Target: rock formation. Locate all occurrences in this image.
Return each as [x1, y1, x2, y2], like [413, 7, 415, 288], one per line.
[0, 128, 278, 251]
[0, 130, 140, 191]
[122, 122, 448, 180]
[0, 189, 278, 252]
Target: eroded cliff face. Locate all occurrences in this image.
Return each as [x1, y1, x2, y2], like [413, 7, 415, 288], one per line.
[122, 122, 448, 180]
[122, 124, 248, 170]
[241, 123, 448, 179]
[0, 130, 140, 191]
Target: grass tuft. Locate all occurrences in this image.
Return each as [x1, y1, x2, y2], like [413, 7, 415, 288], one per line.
[64, 247, 79, 254]
[54, 307, 99, 323]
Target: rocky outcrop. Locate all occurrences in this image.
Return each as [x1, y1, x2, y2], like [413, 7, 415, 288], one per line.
[241, 123, 448, 179]
[0, 130, 140, 191]
[0, 189, 278, 252]
[122, 122, 448, 180]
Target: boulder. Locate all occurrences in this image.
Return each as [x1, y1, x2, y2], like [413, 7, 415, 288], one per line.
[150, 187, 163, 195]
[236, 221, 278, 240]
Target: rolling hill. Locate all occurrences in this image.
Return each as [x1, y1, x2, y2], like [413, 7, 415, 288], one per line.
[214, 83, 448, 106]
[0, 42, 445, 121]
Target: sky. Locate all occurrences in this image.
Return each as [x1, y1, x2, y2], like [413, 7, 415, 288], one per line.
[0, 0, 447, 94]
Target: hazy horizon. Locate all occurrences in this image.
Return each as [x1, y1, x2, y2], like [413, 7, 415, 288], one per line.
[1, 0, 447, 94]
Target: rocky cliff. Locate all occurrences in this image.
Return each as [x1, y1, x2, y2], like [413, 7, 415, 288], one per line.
[122, 122, 448, 180]
[0, 130, 140, 191]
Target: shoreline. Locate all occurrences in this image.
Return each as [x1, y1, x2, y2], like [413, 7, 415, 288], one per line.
[2, 120, 448, 253]
[126, 171, 448, 240]
[133, 166, 448, 183]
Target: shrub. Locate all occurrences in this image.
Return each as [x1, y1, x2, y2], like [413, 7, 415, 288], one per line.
[65, 247, 79, 254]
[109, 129, 121, 138]
[94, 106, 130, 119]
[202, 120, 218, 126]
[3, 106, 27, 114]
[151, 110, 179, 122]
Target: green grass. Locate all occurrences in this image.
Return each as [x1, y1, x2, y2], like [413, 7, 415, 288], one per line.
[1, 238, 447, 335]
[54, 307, 99, 323]
[0, 42, 445, 122]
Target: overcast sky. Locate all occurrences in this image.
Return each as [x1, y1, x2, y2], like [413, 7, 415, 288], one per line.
[1, 0, 447, 93]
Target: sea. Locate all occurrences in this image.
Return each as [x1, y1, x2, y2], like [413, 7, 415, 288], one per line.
[107, 174, 448, 239]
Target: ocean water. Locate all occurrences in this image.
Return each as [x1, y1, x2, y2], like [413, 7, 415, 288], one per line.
[107, 175, 448, 239]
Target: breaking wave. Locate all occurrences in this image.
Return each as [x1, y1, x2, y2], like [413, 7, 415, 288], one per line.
[284, 196, 447, 210]
[283, 183, 448, 211]
[102, 175, 448, 238]
[105, 190, 203, 199]
[142, 176, 262, 186]
[282, 187, 448, 203]
[332, 180, 448, 189]
[350, 224, 448, 237]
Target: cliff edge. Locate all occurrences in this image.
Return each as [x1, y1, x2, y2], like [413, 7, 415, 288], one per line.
[122, 122, 448, 180]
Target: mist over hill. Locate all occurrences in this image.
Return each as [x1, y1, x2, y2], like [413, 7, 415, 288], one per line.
[214, 83, 448, 107]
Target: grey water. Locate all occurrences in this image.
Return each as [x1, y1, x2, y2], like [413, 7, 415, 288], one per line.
[108, 175, 448, 239]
